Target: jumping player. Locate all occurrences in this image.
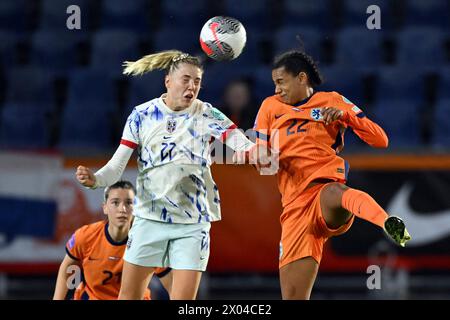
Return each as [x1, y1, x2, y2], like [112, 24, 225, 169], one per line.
[253, 50, 411, 299]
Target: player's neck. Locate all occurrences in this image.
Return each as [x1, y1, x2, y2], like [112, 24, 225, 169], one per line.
[107, 223, 128, 243]
[163, 95, 189, 112]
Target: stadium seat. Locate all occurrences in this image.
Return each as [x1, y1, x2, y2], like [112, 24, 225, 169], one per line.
[152, 27, 200, 55]
[395, 27, 446, 69]
[280, 0, 329, 30]
[431, 99, 450, 147]
[318, 65, 365, 105]
[273, 26, 322, 61]
[30, 30, 86, 74]
[0, 31, 23, 67]
[40, 0, 89, 31]
[341, 0, 391, 29]
[371, 98, 421, 148]
[374, 66, 425, 102]
[60, 69, 117, 149]
[200, 63, 253, 106]
[253, 65, 274, 103]
[403, 0, 449, 29]
[436, 67, 450, 100]
[5, 67, 55, 107]
[334, 26, 384, 70]
[66, 69, 117, 109]
[0, 0, 29, 31]
[91, 30, 140, 75]
[223, 0, 270, 30]
[126, 71, 166, 117]
[100, 0, 149, 32]
[160, 0, 208, 29]
[0, 102, 50, 149]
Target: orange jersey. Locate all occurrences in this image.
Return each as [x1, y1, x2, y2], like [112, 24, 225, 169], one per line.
[254, 91, 388, 208]
[66, 221, 167, 300]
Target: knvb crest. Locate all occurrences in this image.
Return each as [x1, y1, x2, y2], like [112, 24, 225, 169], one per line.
[166, 119, 177, 133]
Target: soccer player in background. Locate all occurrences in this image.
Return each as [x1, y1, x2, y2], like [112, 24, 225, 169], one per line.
[252, 50, 411, 299]
[53, 180, 171, 300]
[75, 50, 256, 300]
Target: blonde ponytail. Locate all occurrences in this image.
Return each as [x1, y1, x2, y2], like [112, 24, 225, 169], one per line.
[123, 50, 202, 76]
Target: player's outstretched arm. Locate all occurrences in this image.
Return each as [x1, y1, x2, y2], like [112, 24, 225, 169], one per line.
[53, 255, 80, 300]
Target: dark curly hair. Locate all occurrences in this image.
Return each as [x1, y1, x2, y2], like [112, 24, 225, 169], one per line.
[273, 50, 323, 87]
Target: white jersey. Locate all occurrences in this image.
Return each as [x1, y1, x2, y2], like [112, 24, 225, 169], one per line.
[122, 95, 243, 224]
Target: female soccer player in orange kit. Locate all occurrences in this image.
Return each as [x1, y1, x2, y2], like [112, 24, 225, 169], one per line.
[53, 181, 171, 300]
[252, 50, 411, 300]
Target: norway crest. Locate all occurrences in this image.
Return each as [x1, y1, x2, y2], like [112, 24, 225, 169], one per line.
[166, 119, 177, 133]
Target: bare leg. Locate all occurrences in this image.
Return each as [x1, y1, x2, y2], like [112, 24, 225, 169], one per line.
[118, 261, 154, 300]
[320, 182, 354, 229]
[170, 270, 203, 300]
[279, 257, 319, 300]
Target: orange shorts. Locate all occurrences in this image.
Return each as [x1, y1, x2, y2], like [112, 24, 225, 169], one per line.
[279, 183, 354, 269]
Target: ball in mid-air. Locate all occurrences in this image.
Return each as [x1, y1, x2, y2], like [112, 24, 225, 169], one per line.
[199, 16, 247, 61]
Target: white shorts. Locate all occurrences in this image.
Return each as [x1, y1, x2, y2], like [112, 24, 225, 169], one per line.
[124, 216, 211, 271]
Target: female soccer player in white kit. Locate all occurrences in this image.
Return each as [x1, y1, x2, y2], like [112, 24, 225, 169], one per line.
[76, 50, 256, 300]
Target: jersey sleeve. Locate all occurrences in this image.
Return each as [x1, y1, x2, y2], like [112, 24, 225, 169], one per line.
[121, 108, 141, 149]
[332, 92, 389, 148]
[203, 104, 237, 141]
[65, 226, 88, 261]
[253, 98, 272, 146]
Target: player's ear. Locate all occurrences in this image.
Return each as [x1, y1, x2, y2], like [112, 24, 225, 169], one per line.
[298, 72, 308, 85]
[102, 203, 108, 216]
[165, 74, 170, 89]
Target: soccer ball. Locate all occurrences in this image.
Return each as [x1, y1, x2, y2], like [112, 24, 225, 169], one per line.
[199, 16, 247, 61]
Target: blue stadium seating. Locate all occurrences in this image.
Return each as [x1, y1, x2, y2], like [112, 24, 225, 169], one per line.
[395, 27, 446, 69]
[403, 0, 449, 29]
[371, 98, 421, 148]
[0, 102, 50, 149]
[432, 99, 450, 147]
[100, 0, 149, 32]
[374, 66, 425, 102]
[0, 31, 22, 67]
[437, 67, 450, 100]
[91, 30, 140, 75]
[253, 65, 274, 103]
[152, 27, 200, 55]
[5, 67, 55, 107]
[200, 63, 253, 106]
[60, 69, 117, 149]
[125, 71, 166, 117]
[334, 27, 384, 70]
[40, 0, 89, 31]
[0, 0, 29, 31]
[341, 0, 391, 29]
[223, 0, 270, 30]
[160, 0, 207, 30]
[30, 30, 86, 74]
[280, 0, 329, 30]
[273, 26, 322, 61]
[318, 65, 365, 104]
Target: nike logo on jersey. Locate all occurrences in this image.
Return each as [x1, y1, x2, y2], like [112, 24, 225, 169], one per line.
[386, 183, 450, 246]
[275, 114, 285, 119]
[163, 136, 171, 139]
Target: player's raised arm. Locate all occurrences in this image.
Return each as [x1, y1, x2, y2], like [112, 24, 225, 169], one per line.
[327, 94, 389, 148]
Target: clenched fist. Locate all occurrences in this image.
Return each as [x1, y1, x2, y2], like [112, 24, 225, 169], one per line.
[76, 165, 96, 188]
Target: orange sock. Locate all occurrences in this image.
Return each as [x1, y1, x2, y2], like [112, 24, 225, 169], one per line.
[341, 188, 388, 229]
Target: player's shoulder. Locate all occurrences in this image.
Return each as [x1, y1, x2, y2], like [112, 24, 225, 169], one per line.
[74, 221, 106, 245]
[134, 98, 160, 113]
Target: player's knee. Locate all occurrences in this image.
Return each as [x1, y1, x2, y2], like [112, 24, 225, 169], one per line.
[323, 182, 348, 204]
[282, 284, 311, 300]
